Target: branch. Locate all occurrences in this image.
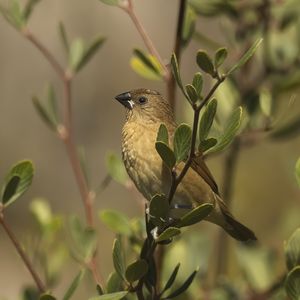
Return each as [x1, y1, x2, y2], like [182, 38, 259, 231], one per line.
[0, 213, 46, 293]
[21, 28, 103, 285]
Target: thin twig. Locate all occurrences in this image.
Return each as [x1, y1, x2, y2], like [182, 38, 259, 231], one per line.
[0, 215, 46, 293]
[21, 28, 103, 285]
[167, 0, 187, 109]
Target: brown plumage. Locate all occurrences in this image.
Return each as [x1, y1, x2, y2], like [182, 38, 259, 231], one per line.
[115, 88, 256, 242]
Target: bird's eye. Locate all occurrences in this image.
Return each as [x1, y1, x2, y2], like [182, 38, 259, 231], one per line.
[138, 96, 148, 104]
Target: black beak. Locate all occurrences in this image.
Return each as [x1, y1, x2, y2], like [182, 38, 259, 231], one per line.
[115, 92, 134, 110]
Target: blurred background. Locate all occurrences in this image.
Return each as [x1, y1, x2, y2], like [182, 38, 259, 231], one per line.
[0, 0, 300, 299]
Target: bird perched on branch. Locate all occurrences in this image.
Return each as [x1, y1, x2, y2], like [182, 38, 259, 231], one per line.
[115, 88, 256, 242]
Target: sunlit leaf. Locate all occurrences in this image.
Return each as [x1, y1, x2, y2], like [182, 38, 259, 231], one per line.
[89, 291, 128, 300]
[62, 269, 85, 300]
[99, 210, 131, 236]
[259, 88, 272, 117]
[98, 0, 120, 6]
[285, 266, 300, 300]
[176, 203, 213, 227]
[170, 53, 188, 99]
[227, 39, 263, 75]
[199, 138, 217, 153]
[112, 238, 126, 281]
[285, 228, 300, 270]
[174, 124, 192, 163]
[206, 107, 242, 154]
[69, 38, 85, 72]
[125, 259, 148, 283]
[155, 142, 176, 169]
[105, 152, 128, 185]
[196, 50, 215, 76]
[157, 124, 169, 145]
[156, 227, 181, 242]
[1, 160, 34, 208]
[199, 98, 217, 142]
[30, 198, 52, 228]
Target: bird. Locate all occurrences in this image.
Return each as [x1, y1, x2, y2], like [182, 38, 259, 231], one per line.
[115, 88, 256, 242]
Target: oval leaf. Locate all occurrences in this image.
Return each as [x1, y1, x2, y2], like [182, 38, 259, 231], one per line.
[176, 203, 213, 228]
[214, 47, 228, 68]
[199, 138, 218, 153]
[69, 38, 85, 72]
[105, 152, 128, 184]
[1, 160, 34, 207]
[174, 124, 192, 163]
[155, 142, 176, 169]
[199, 98, 217, 142]
[156, 227, 181, 242]
[285, 228, 300, 271]
[99, 0, 120, 6]
[125, 259, 148, 283]
[185, 84, 198, 103]
[285, 266, 300, 300]
[170, 53, 188, 99]
[157, 124, 169, 145]
[99, 210, 131, 236]
[196, 50, 215, 76]
[227, 38, 263, 75]
[89, 291, 128, 300]
[106, 272, 122, 293]
[149, 194, 169, 226]
[192, 72, 203, 97]
[112, 238, 126, 281]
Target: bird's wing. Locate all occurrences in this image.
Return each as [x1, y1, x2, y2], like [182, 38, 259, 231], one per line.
[191, 154, 219, 195]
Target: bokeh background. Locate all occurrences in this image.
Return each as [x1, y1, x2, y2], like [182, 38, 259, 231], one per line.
[0, 0, 300, 299]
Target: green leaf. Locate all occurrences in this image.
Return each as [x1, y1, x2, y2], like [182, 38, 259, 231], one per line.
[106, 272, 122, 293]
[149, 194, 169, 226]
[296, 158, 300, 187]
[271, 116, 300, 140]
[227, 38, 263, 75]
[285, 266, 300, 300]
[155, 142, 176, 169]
[112, 238, 126, 281]
[58, 22, 69, 53]
[161, 263, 180, 294]
[176, 203, 213, 227]
[156, 227, 181, 242]
[214, 47, 228, 68]
[182, 5, 196, 47]
[185, 84, 198, 103]
[105, 152, 128, 185]
[1, 160, 34, 207]
[174, 124, 192, 163]
[9, 0, 25, 29]
[125, 259, 148, 283]
[206, 106, 242, 154]
[62, 269, 85, 300]
[98, 0, 120, 6]
[69, 216, 97, 260]
[46, 84, 59, 125]
[157, 124, 169, 145]
[170, 53, 188, 99]
[32, 96, 57, 130]
[285, 228, 300, 271]
[192, 72, 203, 98]
[199, 98, 217, 142]
[99, 210, 131, 236]
[199, 138, 218, 152]
[259, 88, 272, 117]
[163, 270, 198, 299]
[23, 287, 39, 300]
[29, 199, 52, 228]
[97, 284, 104, 295]
[131, 50, 163, 81]
[69, 38, 85, 72]
[196, 50, 215, 76]
[89, 291, 128, 300]
[39, 295, 56, 300]
[23, 0, 41, 21]
[76, 36, 106, 72]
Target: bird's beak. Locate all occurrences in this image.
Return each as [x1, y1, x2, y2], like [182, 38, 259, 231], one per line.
[115, 92, 134, 110]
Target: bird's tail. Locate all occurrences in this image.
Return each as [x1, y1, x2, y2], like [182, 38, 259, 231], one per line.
[217, 197, 257, 242]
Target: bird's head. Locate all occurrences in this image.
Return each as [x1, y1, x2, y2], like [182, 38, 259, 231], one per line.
[114, 88, 174, 123]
